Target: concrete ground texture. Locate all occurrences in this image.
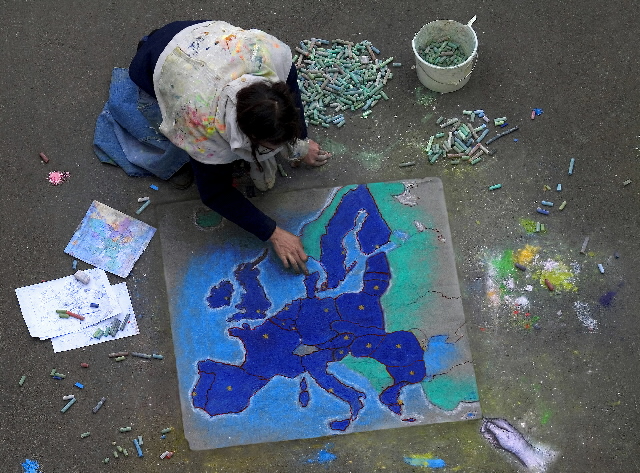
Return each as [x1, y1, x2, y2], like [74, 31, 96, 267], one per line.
[2, 1, 638, 472]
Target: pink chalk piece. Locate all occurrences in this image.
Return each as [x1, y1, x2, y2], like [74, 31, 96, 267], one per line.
[531, 110, 536, 120]
[48, 171, 70, 186]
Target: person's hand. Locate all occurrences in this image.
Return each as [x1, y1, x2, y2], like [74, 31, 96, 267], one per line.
[481, 418, 550, 470]
[301, 140, 331, 167]
[269, 226, 309, 275]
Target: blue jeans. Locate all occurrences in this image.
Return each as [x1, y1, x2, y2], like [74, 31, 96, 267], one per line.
[93, 67, 190, 179]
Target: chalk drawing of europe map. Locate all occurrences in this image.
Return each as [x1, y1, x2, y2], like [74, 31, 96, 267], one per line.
[184, 181, 480, 447]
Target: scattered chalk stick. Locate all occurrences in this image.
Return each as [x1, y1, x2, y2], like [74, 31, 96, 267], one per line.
[580, 236, 589, 254]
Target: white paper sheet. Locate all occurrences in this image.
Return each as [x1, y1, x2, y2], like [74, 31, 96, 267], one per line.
[51, 282, 139, 353]
[15, 269, 119, 339]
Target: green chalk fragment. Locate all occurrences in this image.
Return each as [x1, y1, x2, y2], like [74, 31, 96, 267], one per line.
[61, 397, 76, 413]
[119, 426, 132, 433]
[559, 200, 567, 210]
[115, 356, 126, 362]
[80, 432, 90, 438]
[58, 313, 70, 319]
[50, 368, 57, 376]
[488, 184, 502, 190]
[623, 179, 632, 186]
[103, 458, 110, 464]
[55, 309, 68, 314]
[536, 222, 541, 232]
[470, 157, 483, 165]
[161, 427, 173, 434]
[19, 375, 26, 386]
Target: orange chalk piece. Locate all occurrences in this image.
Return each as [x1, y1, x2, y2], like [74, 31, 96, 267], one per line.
[39, 152, 49, 163]
[66, 311, 85, 321]
[544, 279, 555, 291]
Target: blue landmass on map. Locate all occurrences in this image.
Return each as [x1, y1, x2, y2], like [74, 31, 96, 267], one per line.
[192, 185, 429, 430]
[227, 250, 271, 322]
[206, 281, 234, 309]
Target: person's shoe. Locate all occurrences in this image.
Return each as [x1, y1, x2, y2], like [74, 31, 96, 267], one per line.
[169, 164, 194, 190]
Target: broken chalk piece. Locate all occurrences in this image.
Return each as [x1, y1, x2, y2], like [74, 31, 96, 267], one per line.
[598, 263, 605, 274]
[63, 395, 75, 400]
[559, 201, 567, 210]
[74, 270, 91, 285]
[19, 375, 26, 386]
[568, 158, 575, 175]
[39, 152, 50, 163]
[556, 184, 562, 191]
[398, 161, 416, 167]
[109, 352, 129, 358]
[580, 236, 590, 254]
[66, 311, 85, 321]
[131, 352, 153, 359]
[136, 200, 151, 215]
[488, 184, 502, 190]
[152, 353, 164, 360]
[623, 179, 631, 186]
[514, 263, 527, 271]
[90, 303, 99, 308]
[536, 208, 549, 215]
[92, 397, 107, 414]
[80, 432, 90, 438]
[75, 382, 84, 389]
[120, 427, 132, 433]
[150, 184, 159, 190]
[544, 279, 555, 291]
[161, 427, 173, 434]
[137, 196, 150, 202]
[61, 397, 77, 413]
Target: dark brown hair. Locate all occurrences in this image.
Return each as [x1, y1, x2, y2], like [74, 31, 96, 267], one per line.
[236, 81, 301, 162]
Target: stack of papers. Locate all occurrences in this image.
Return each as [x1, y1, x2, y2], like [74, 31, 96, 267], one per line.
[15, 268, 139, 352]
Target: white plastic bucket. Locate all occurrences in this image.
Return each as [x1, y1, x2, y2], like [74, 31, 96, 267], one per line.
[412, 17, 478, 93]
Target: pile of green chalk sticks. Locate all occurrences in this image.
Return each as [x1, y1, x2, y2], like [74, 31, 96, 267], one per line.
[419, 39, 468, 67]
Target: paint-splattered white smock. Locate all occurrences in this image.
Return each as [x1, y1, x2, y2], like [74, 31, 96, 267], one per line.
[153, 21, 293, 165]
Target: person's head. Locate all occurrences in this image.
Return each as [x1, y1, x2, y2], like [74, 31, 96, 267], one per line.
[236, 81, 301, 157]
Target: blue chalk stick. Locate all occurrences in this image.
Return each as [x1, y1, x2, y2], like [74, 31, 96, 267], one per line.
[150, 184, 159, 190]
[536, 208, 550, 215]
[568, 158, 575, 175]
[74, 382, 84, 389]
[133, 438, 143, 457]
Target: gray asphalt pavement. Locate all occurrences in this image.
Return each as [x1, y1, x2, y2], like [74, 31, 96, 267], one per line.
[2, 1, 639, 472]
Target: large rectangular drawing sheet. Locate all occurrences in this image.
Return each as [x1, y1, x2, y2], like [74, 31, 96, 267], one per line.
[15, 268, 119, 340]
[157, 178, 480, 450]
[64, 201, 156, 278]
